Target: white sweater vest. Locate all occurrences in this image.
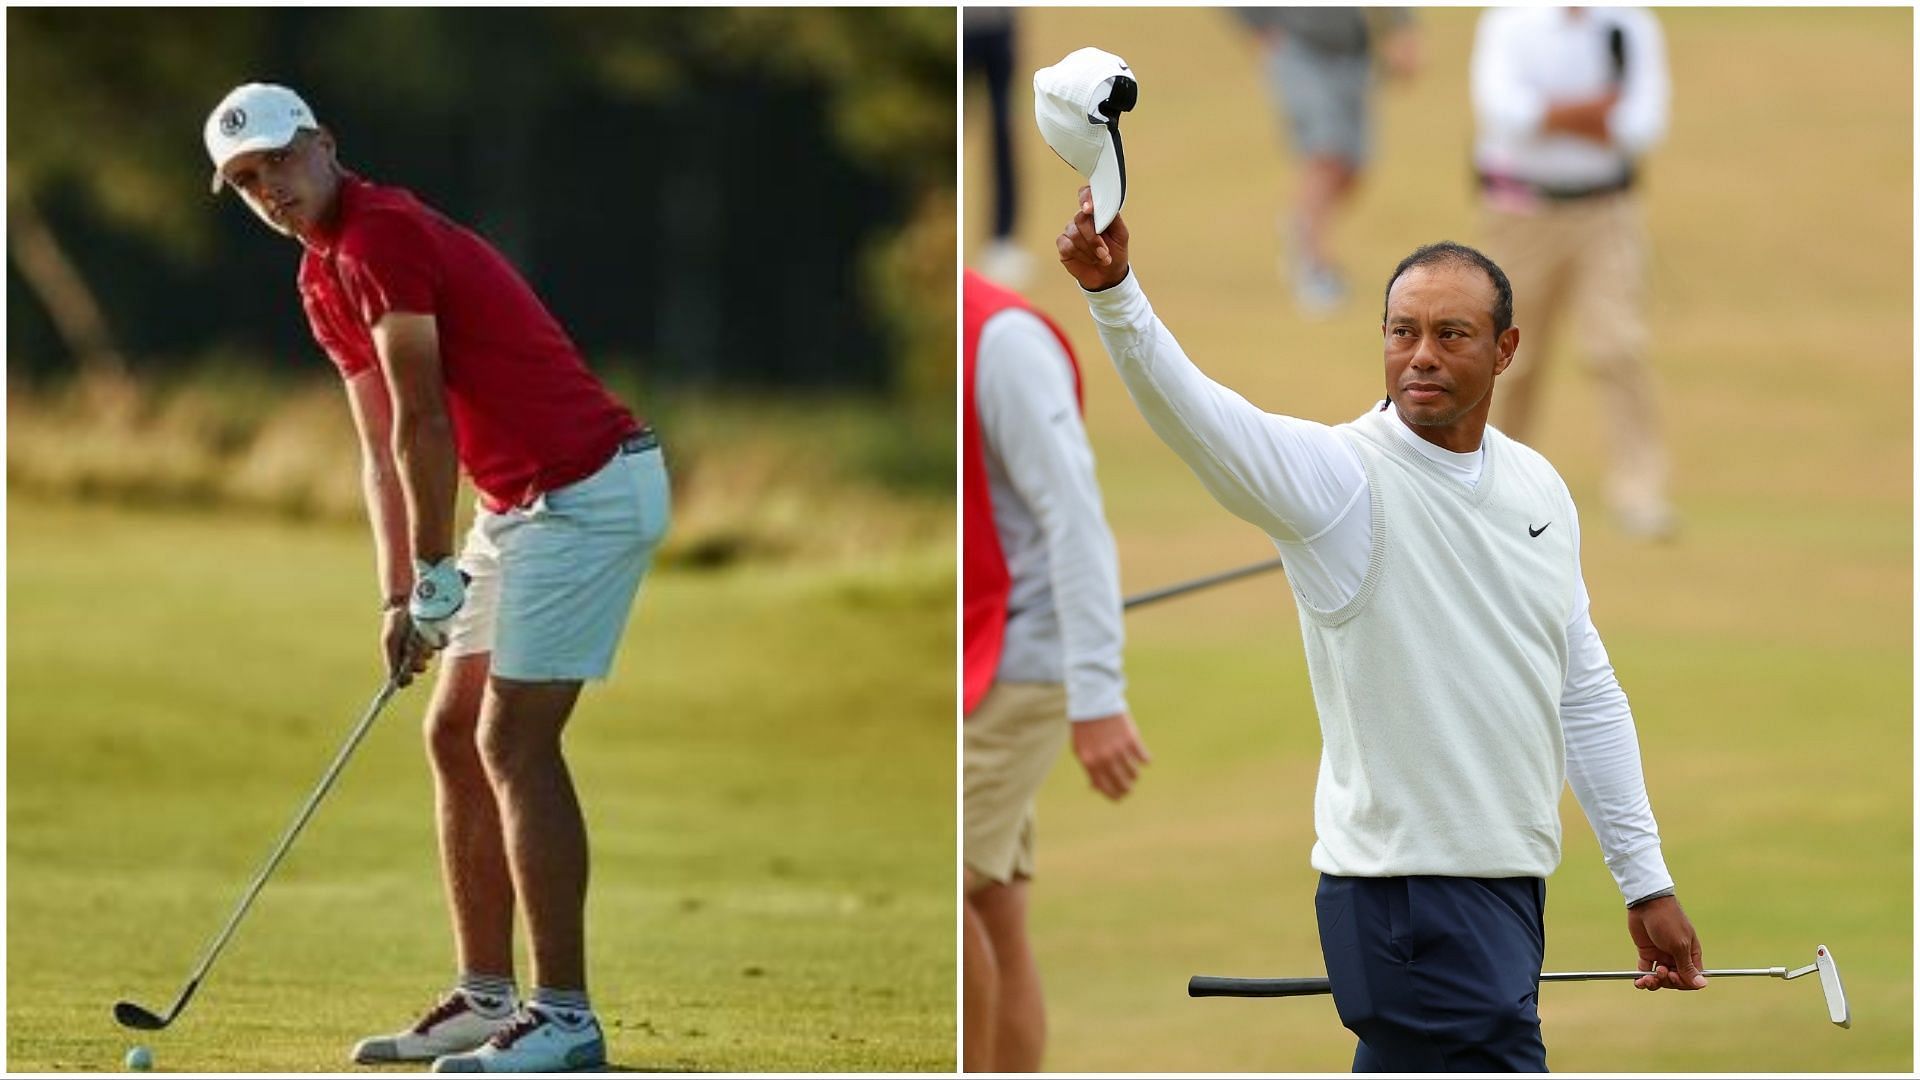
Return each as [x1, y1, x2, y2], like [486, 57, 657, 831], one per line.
[1301, 407, 1580, 880]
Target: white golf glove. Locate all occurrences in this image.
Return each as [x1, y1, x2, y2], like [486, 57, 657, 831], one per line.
[409, 556, 468, 649]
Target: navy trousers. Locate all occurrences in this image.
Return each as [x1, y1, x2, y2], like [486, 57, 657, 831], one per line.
[1316, 874, 1549, 1073]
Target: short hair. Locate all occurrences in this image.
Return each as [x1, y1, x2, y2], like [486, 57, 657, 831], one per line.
[1382, 241, 1514, 336]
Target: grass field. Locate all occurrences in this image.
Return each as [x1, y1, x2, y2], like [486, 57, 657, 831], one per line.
[967, 7, 1911, 1072]
[7, 498, 955, 1072]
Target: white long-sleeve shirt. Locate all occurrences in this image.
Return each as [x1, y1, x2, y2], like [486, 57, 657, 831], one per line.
[1083, 271, 1672, 904]
[975, 306, 1129, 721]
[1472, 7, 1670, 187]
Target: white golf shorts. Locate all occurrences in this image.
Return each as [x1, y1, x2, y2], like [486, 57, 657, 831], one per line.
[443, 441, 670, 681]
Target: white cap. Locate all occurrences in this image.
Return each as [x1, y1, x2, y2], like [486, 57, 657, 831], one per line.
[1033, 47, 1139, 232]
[203, 83, 318, 193]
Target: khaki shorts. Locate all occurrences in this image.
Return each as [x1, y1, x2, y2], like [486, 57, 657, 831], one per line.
[964, 682, 1069, 885]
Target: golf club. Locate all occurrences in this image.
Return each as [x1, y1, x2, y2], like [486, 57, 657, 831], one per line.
[1189, 944, 1850, 1028]
[1123, 556, 1286, 610]
[113, 670, 407, 1031]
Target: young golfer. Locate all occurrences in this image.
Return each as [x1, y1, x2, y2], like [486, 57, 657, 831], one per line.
[205, 82, 669, 1073]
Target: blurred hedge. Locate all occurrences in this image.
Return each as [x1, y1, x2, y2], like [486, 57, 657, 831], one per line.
[9, 8, 954, 429]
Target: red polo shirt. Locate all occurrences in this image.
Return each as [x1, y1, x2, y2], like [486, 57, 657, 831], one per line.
[297, 174, 640, 510]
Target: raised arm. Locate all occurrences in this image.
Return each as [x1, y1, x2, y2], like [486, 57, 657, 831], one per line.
[1055, 190, 1366, 548]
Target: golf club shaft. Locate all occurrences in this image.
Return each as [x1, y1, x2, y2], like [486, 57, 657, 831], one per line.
[1545, 968, 1783, 980]
[1190, 968, 1786, 998]
[161, 674, 402, 1016]
[1123, 556, 1286, 610]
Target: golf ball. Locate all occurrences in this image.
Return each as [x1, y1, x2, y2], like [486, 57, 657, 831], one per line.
[125, 1045, 152, 1071]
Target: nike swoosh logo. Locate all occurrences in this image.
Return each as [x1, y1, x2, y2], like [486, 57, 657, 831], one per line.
[1529, 522, 1552, 538]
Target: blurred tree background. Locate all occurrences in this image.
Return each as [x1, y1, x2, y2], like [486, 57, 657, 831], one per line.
[8, 8, 955, 559]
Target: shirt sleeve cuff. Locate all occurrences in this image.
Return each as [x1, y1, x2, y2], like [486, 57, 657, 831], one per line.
[1609, 844, 1675, 906]
[1082, 269, 1149, 328]
[1067, 694, 1129, 723]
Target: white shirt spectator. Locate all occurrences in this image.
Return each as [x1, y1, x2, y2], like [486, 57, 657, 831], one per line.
[1472, 7, 1670, 189]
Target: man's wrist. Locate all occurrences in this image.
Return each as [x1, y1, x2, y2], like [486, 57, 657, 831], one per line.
[1083, 268, 1149, 328]
[1607, 843, 1673, 907]
[382, 594, 409, 612]
[1627, 886, 1677, 909]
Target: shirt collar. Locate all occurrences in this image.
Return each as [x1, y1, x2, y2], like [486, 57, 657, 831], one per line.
[302, 172, 365, 257]
[1383, 403, 1486, 488]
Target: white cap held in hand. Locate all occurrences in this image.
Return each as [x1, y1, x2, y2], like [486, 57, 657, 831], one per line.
[1033, 47, 1139, 232]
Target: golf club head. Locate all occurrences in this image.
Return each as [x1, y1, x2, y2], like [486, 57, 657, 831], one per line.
[113, 1000, 168, 1031]
[1814, 945, 1850, 1028]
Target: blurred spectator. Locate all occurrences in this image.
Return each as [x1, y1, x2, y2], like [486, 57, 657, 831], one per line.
[965, 7, 1032, 286]
[1472, 7, 1676, 539]
[1237, 7, 1419, 316]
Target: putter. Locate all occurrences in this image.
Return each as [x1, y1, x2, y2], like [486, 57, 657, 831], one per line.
[1123, 556, 1286, 610]
[113, 670, 407, 1030]
[1189, 944, 1850, 1029]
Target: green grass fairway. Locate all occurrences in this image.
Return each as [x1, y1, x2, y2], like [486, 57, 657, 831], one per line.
[968, 7, 1910, 1072]
[8, 499, 955, 1071]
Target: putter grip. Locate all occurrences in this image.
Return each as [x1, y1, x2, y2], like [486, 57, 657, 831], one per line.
[1188, 975, 1332, 998]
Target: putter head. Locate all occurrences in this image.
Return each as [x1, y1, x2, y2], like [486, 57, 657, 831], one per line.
[113, 1000, 167, 1030]
[1814, 945, 1850, 1029]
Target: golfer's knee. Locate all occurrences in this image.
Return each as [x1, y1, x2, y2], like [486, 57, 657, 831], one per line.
[423, 656, 490, 765]
[476, 717, 555, 783]
[423, 699, 483, 773]
[475, 680, 578, 778]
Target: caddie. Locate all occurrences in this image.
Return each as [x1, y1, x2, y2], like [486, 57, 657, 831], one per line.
[962, 268, 1148, 1072]
[204, 82, 670, 1073]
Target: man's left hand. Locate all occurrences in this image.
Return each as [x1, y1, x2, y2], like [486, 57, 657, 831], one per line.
[409, 556, 467, 649]
[1627, 894, 1708, 991]
[1071, 712, 1151, 801]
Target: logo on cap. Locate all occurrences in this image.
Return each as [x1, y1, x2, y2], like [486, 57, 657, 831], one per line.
[219, 108, 247, 138]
